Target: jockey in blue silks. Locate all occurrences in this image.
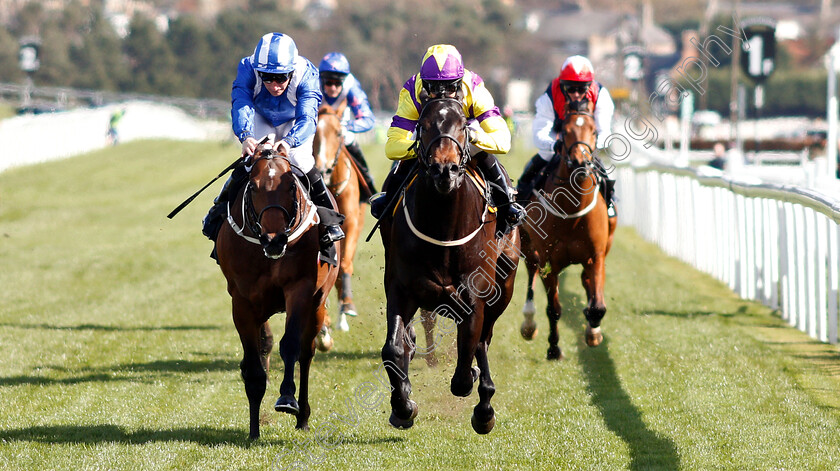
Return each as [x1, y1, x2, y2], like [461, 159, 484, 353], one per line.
[202, 32, 345, 253]
[318, 52, 378, 198]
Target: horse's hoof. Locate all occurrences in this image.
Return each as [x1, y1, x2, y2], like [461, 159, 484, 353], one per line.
[520, 306, 538, 340]
[315, 325, 333, 352]
[338, 313, 350, 332]
[585, 326, 603, 347]
[340, 303, 357, 317]
[471, 411, 496, 434]
[389, 400, 418, 429]
[248, 431, 260, 441]
[546, 345, 565, 361]
[389, 412, 414, 429]
[274, 395, 300, 415]
[520, 321, 538, 340]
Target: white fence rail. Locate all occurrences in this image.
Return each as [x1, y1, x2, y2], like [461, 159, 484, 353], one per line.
[616, 148, 840, 344]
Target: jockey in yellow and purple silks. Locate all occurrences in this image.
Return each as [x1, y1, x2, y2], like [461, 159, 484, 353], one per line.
[372, 44, 524, 231]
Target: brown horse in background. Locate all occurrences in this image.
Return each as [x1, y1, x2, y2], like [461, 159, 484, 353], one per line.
[314, 103, 366, 333]
[215, 143, 340, 439]
[519, 98, 617, 360]
[378, 97, 519, 434]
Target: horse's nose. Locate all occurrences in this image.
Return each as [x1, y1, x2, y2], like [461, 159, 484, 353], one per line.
[259, 233, 288, 259]
[430, 162, 459, 179]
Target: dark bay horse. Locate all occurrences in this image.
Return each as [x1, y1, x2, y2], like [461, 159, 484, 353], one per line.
[313, 103, 365, 333]
[378, 96, 519, 434]
[215, 143, 340, 439]
[519, 98, 617, 360]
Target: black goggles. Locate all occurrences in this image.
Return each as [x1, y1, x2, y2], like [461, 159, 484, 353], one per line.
[564, 84, 589, 95]
[259, 71, 292, 84]
[423, 79, 462, 96]
[321, 77, 344, 87]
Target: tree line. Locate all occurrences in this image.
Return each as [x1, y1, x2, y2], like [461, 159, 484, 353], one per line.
[0, 0, 548, 111]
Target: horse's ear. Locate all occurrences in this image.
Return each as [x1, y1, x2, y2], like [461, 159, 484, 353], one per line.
[418, 87, 430, 106]
[335, 99, 348, 118]
[454, 86, 465, 103]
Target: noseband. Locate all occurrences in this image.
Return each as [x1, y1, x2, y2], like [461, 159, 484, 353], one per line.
[415, 97, 469, 174]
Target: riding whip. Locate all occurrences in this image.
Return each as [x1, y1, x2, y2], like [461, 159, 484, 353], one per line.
[365, 160, 418, 242]
[166, 157, 243, 219]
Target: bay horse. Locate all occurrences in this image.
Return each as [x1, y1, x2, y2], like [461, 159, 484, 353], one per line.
[313, 103, 366, 333]
[378, 96, 520, 434]
[215, 142, 340, 439]
[519, 98, 617, 360]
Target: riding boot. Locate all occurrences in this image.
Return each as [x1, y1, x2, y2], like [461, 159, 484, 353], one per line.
[345, 140, 378, 195]
[515, 154, 549, 204]
[593, 156, 617, 217]
[370, 160, 412, 219]
[476, 152, 525, 234]
[306, 167, 345, 246]
[202, 164, 248, 242]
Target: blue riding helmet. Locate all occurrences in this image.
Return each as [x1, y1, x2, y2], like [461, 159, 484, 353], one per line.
[318, 52, 351, 76]
[252, 33, 298, 74]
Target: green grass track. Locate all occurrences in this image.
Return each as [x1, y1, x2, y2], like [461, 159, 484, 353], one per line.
[0, 139, 838, 470]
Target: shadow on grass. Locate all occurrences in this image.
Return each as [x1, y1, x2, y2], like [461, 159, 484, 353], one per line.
[0, 359, 238, 386]
[558, 284, 680, 470]
[0, 424, 280, 447]
[315, 349, 382, 362]
[0, 322, 221, 331]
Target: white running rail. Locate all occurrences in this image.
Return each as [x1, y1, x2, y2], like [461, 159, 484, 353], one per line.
[615, 146, 840, 344]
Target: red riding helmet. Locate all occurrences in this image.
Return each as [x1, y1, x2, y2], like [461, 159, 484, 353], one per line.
[558, 55, 594, 83]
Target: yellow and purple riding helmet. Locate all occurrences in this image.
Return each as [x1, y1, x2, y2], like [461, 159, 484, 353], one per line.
[419, 45, 465, 97]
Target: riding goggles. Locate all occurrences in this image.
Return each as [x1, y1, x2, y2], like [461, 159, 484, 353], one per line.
[564, 84, 589, 95]
[423, 79, 462, 97]
[260, 71, 292, 84]
[321, 78, 344, 88]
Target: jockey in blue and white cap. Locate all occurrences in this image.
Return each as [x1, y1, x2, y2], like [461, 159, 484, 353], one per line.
[203, 32, 344, 254]
[318, 51, 378, 195]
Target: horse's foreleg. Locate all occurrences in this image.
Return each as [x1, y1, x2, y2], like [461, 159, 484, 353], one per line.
[471, 338, 496, 434]
[275, 297, 305, 418]
[451, 307, 482, 398]
[520, 257, 539, 340]
[294, 301, 324, 430]
[381, 291, 418, 428]
[338, 201, 362, 323]
[541, 272, 564, 360]
[232, 296, 267, 440]
[581, 255, 607, 347]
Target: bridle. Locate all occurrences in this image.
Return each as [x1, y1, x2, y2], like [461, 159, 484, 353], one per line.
[560, 107, 597, 173]
[227, 152, 320, 246]
[414, 97, 470, 175]
[244, 154, 299, 239]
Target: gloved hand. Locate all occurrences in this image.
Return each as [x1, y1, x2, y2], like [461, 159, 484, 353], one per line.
[241, 137, 257, 157]
[467, 122, 483, 144]
[274, 138, 291, 156]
